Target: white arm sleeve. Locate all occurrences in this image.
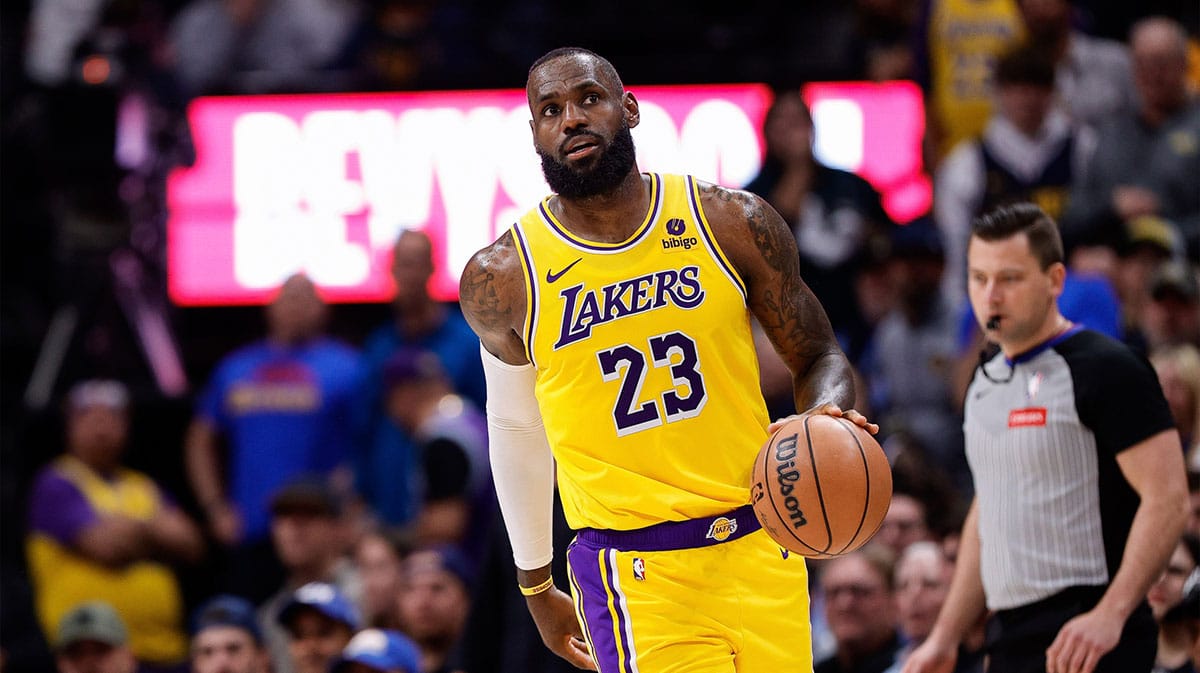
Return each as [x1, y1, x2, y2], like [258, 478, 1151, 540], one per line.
[480, 344, 555, 570]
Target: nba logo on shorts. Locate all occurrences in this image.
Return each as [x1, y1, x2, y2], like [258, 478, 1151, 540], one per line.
[632, 557, 646, 581]
[706, 516, 738, 542]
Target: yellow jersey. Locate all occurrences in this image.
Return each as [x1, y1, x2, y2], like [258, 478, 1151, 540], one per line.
[512, 173, 771, 531]
[26, 456, 187, 664]
[929, 0, 1023, 159]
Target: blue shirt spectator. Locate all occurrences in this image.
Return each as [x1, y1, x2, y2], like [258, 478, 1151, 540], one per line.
[354, 231, 485, 526]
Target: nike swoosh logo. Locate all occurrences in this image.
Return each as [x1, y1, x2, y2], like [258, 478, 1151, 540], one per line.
[546, 258, 583, 283]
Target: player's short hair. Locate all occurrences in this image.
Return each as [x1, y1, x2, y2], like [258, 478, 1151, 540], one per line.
[528, 47, 623, 92]
[971, 202, 1064, 270]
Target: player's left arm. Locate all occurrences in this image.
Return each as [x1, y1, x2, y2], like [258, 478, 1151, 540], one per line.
[1046, 428, 1189, 673]
[697, 181, 874, 432]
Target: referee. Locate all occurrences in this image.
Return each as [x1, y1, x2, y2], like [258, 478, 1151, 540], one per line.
[903, 203, 1190, 673]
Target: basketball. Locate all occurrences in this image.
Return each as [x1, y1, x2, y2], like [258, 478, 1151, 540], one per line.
[750, 414, 892, 558]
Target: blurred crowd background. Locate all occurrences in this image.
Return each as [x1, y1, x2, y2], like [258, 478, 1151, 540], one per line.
[2, 1, 1200, 673]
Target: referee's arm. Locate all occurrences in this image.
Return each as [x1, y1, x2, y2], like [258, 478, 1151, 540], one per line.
[1045, 428, 1190, 673]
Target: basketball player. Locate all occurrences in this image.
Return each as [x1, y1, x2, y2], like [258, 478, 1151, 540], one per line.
[902, 203, 1190, 673]
[457, 48, 875, 671]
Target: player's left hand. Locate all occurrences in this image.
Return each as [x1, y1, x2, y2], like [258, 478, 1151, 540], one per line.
[1044, 608, 1123, 673]
[768, 404, 879, 435]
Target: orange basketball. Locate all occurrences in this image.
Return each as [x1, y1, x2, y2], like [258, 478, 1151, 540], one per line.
[750, 414, 892, 558]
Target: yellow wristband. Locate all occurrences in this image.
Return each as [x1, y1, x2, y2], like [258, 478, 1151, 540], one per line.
[518, 576, 555, 596]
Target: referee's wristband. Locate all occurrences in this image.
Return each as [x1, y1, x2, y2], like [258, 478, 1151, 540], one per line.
[518, 576, 554, 597]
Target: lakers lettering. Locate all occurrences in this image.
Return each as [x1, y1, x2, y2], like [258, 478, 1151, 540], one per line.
[774, 433, 808, 528]
[554, 266, 705, 349]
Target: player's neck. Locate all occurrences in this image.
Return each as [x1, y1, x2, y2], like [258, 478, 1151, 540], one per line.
[552, 171, 651, 243]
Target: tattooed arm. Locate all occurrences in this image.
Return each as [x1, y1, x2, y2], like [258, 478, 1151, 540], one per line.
[458, 232, 596, 670]
[459, 231, 529, 364]
[698, 181, 862, 421]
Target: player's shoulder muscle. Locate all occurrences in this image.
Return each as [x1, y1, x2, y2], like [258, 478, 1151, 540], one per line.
[694, 179, 799, 285]
[458, 230, 529, 364]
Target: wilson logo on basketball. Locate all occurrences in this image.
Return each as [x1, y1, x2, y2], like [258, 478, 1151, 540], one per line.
[706, 517, 738, 542]
[1008, 407, 1047, 427]
[773, 433, 808, 528]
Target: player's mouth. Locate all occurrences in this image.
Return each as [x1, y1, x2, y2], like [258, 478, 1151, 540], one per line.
[562, 135, 602, 159]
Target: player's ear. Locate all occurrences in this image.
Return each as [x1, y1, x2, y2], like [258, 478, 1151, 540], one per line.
[623, 91, 640, 129]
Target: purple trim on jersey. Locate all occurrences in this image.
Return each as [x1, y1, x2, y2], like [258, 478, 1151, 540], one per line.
[538, 174, 661, 253]
[27, 468, 98, 545]
[511, 224, 539, 368]
[686, 176, 747, 300]
[576, 504, 761, 552]
[566, 543, 623, 673]
[1006, 324, 1086, 367]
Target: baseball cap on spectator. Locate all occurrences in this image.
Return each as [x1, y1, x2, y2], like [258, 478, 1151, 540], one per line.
[56, 601, 128, 651]
[67, 380, 129, 411]
[406, 545, 476, 590]
[191, 595, 263, 644]
[382, 348, 446, 389]
[1151, 262, 1199, 303]
[278, 582, 361, 633]
[330, 629, 420, 673]
[1123, 215, 1182, 258]
[269, 474, 343, 518]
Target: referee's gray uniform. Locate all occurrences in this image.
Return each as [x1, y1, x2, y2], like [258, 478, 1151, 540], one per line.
[964, 326, 1175, 673]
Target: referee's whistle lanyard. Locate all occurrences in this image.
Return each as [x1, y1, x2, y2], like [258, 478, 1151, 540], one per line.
[978, 323, 1083, 384]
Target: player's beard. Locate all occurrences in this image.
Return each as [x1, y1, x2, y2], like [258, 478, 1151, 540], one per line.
[538, 122, 637, 199]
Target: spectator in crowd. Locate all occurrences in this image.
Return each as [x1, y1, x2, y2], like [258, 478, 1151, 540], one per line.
[168, 0, 362, 98]
[1150, 342, 1200, 469]
[1061, 16, 1200, 259]
[877, 493, 937, 560]
[912, 0, 1024, 164]
[1114, 217, 1186, 351]
[936, 44, 1096, 303]
[356, 230, 485, 528]
[815, 545, 902, 673]
[862, 218, 969, 489]
[1015, 0, 1136, 128]
[54, 602, 138, 673]
[330, 628, 421, 673]
[1147, 534, 1200, 673]
[27, 380, 204, 672]
[397, 547, 473, 673]
[355, 526, 411, 631]
[1142, 263, 1200, 352]
[190, 595, 271, 673]
[382, 349, 490, 557]
[886, 542, 983, 673]
[258, 478, 361, 673]
[273, 582, 359, 673]
[1190, 472, 1200, 539]
[185, 273, 360, 602]
[744, 90, 894, 364]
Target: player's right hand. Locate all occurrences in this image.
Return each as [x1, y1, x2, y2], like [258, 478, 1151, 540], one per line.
[900, 637, 957, 673]
[526, 587, 596, 670]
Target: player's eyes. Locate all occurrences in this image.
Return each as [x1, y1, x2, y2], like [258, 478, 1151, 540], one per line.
[584, 93, 599, 104]
[542, 105, 559, 116]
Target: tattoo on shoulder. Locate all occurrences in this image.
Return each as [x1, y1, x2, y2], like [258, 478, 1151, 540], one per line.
[459, 231, 520, 335]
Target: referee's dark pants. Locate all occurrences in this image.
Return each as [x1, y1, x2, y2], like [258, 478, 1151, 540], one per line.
[985, 585, 1157, 673]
